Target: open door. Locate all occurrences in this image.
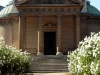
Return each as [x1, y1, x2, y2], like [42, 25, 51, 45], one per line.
[44, 32, 56, 55]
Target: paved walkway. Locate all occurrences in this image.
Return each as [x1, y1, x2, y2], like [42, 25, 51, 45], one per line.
[34, 73, 71, 75]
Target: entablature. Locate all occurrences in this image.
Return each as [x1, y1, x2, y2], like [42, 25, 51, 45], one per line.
[18, 7, 81, 15]
[16, 0, 85, 5]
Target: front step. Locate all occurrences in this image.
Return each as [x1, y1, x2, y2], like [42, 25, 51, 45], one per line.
[29, 55, 69, 73]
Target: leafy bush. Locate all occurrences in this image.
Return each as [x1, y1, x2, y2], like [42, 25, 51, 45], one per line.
[0, 37, 30, 75]
[68, 32, 100, 75]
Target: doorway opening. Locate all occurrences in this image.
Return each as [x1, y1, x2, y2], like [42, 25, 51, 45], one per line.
[44, 32, 56, 55]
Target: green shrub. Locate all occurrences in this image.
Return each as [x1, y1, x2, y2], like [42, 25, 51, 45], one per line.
[68, 32, 100, 75]
[0, 37, 30, 75]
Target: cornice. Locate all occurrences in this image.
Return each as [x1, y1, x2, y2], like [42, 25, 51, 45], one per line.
[16, 0, 85, 5]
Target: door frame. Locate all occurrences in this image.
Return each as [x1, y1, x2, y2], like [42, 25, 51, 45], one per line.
[44, 32, 56, 55]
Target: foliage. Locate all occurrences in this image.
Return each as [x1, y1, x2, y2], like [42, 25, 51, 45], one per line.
[0, 37, 30, 75]
[68, 32, 100, 75]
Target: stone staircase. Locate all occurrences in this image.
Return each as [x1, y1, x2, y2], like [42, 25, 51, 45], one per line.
[29, 55, 69, 73]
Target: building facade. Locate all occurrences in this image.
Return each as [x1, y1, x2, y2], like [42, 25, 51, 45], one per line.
[0, 0, 100, 72]
[0, 0, 100, 56]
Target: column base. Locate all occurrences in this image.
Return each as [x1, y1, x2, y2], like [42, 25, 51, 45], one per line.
[56, 52, 63, 55]
[37, 52, 44, 55]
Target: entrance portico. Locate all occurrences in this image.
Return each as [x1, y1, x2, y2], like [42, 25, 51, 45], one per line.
[37, 15, 63, 55]
[12, 0, 83, 55]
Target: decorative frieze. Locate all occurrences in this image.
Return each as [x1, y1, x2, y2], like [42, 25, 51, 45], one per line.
[20, 7, 80, 14]
[87, 19, 100, 25]
[81, 18, 100, 25]
[0, 20, 11, 25]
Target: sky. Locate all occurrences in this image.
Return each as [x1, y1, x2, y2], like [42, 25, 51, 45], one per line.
[0, 0, 100, 11]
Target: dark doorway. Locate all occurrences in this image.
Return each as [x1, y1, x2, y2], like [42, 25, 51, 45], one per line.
[44, 32, 56, 55]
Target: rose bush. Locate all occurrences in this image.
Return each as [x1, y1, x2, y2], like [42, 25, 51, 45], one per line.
[68, 32, 100, 75]
[0, 37, 30, 75]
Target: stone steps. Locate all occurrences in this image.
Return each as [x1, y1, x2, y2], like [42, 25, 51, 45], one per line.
[32, 63, 67, 65]
[31, 60, 67, 64]
[29, 55, 68, 73]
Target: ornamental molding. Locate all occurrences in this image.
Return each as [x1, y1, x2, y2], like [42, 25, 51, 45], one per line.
[87, 19, 100, 25]
[0, 20, 11, 25]
[16, 0, 85, 5]
[19, 7, 80, 14]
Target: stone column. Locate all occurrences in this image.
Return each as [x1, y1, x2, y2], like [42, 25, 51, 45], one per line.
[0, 25, 5, 40]
[56, 15, 63, 55]
[19, 16, 22, 49]
[37, 15, 44, 55]
[75, 15, 81, 47]
[19, 15, 26, 50]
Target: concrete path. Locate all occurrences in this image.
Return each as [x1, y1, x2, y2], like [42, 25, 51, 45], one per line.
[34, 73, 70, 75]
[43, 73, 67, 75]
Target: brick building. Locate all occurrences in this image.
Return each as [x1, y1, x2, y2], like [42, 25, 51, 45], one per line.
[0, 0, 100, 72]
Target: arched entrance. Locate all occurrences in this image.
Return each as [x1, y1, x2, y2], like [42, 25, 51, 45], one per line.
[44, 32, 56, 55]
